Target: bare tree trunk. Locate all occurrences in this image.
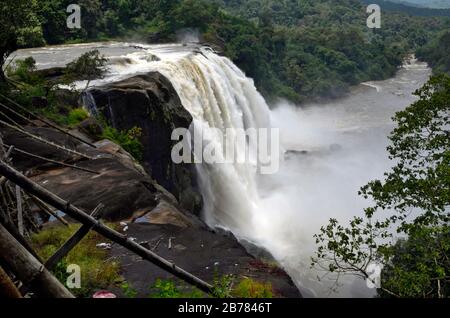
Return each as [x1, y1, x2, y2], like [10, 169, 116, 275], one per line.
[0, 222, 74, 298]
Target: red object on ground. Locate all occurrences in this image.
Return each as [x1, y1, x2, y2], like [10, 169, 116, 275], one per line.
[92, 290, 117, 298]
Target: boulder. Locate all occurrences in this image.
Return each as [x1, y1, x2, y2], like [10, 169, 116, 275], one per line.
[2, 125, 163, 221]
[78, 117, 103, 140]
[88, 72, 202, 215]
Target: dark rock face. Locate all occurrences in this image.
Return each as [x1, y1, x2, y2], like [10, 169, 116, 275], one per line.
[2, 126, 163, 221]
[88, 72, 202, 215]
[111, 223, 301, 298]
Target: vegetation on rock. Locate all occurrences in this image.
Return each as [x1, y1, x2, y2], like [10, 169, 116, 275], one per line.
[101, 126, 144, 162]
[31, 224, 121, 298]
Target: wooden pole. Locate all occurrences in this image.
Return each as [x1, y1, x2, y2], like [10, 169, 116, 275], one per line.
[0, 119, 93, 160]
[0, 265, 22, 298]
[0, 160, 215, 295]
[31, 195, 69, 227]
[0, 132, 5, 159]
[0, 202, 43, 263]
[0, 94, 97, 148]
[45, 204, 104, 270]
[16, 185, 24, 235]
[0, 223, 74, 298]
[5, 145, 100, 175]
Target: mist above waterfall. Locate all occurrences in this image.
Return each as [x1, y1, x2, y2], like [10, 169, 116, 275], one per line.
[176, 28, 201, 44]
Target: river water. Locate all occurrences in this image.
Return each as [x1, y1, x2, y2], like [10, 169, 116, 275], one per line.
[8, 42, 431, 297]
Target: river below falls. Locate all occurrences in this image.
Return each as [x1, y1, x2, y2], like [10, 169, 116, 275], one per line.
[9, 42, 432, 297]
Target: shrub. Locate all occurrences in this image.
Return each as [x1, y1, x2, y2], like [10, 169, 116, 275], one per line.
[101, 126, 143, 162]
[233, 278, 274, 298]
[212, 273, 234, 298]
[121, 281, 138, 298]
[64, 50, 107, 86]
[149, 279, 203, 298]
[31, 224, 121, 298]
[6, 57, 42, 84]
[67, 108, 89, 126]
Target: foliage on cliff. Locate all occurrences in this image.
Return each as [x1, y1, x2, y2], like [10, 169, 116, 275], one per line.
[312, 74, 450, 298]
[0, 0, 44, 83]
[417, 31, 450, 74]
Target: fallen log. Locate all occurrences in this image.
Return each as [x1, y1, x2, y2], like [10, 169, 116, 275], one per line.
[0, 160, 215, 295]
[16, 185, 24, 235]
[0, 222, 74, 298]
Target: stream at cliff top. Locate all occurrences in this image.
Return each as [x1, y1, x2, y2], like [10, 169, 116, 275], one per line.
[10, 42, 431, 298]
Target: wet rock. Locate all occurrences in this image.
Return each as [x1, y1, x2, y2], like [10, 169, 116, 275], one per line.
[88, 72, 202, 215]
[31, 96, 48, 109]
[54, 89, 79, 108]
[110, 223, 301, 298]
[284, 149, 309, 160]
[34, 67, 65, 80]
[2, 125, 161, 221]
[78, 117, 103, 139]
[138, 201, 195, 228]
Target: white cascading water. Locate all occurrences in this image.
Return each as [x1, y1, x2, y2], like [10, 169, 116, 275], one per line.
[152, 48, 273, 240]
[74, 44, 280, 246]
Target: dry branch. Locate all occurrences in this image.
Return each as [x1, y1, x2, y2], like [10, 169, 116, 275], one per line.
[45, 204, 104, 270]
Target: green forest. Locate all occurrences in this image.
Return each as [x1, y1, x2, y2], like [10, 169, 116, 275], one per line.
[2, 0, 449, 102]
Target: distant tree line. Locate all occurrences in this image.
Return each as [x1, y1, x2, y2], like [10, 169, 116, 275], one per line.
[2, 0, 450, 102]
[361, 0, 450, 17]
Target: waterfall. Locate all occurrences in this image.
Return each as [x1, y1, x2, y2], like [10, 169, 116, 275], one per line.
[81, 91, 99, 117]
[153, 48, 273, 239]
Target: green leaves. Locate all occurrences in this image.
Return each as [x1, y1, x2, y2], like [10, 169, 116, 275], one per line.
[63, 50, 107, 84]
[0, 0, 44, 80]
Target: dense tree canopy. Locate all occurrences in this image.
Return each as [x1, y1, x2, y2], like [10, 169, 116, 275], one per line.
[5, 0, 450, 101]
[0, 0, 44, 82]
[417, 31, 450, 74]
